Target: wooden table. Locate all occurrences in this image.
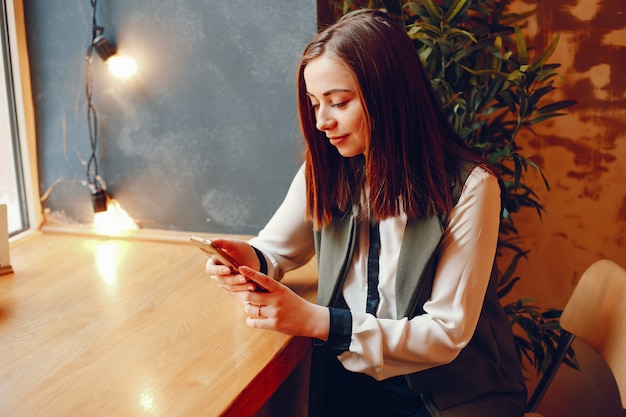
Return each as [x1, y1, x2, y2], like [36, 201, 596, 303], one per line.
[0, 233, 317, 417]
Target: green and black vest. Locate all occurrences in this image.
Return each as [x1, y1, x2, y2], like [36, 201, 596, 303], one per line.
[312, 167, 526, 416]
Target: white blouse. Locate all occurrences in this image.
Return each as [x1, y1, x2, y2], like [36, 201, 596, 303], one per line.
[249, 164, 501, 381]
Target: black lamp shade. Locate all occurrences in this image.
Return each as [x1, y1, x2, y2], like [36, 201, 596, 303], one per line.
[91, 188, 109, 213]
[93, 35, 116, 62]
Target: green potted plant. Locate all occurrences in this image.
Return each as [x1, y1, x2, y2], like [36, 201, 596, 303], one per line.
[328, 0, 578, 377]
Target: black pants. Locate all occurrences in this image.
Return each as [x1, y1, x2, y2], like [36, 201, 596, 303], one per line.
[308, 347, 430, 417]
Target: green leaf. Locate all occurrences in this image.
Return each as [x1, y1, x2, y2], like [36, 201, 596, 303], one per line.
[422, 0, 442, 20]
[526, 159, 550, 190]
[507, 69, 526, 83]
[514, 25, 528, 65]
[529, 85, 557, 107]
[501, 9, 538, 25]
[499, 89, 518, 112]
[499, 250, 530, 288]
[497, 276, 520, 298]
[513, 155, 522, 187]
[537, 99, 577, 114]
[528, 112, 568, 125]
[531, 33, 561, 70]
[541, 309, 563, 319]
[408, 21, 442, 37]
[536, 68, 560, 82]
[460, 65, 509, 78]
[444, 27, 477, 43]
[445, 0, 468, 23]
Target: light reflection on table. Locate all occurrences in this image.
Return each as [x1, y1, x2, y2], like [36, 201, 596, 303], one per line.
[0, 233, 317, 417]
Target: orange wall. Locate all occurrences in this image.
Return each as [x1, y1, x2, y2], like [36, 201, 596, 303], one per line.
[509, 0, 626, 414]
[506, 0, 625, 320]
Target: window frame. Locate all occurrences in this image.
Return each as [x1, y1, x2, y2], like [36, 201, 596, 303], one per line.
[4, 0, 41, 242]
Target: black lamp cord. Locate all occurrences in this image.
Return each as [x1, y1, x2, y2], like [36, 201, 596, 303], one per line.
[38, 0, 107, 210]
[85, 0, 105, 193]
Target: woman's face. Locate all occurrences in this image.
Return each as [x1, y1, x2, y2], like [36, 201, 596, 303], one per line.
[303, 55, 368, 157]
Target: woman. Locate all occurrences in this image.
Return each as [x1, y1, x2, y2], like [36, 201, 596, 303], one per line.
[206, 9, 526, 417]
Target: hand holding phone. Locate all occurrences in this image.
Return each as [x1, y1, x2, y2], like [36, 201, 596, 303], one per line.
[190, 235, 267, 292]
[190, 235, 240, 271]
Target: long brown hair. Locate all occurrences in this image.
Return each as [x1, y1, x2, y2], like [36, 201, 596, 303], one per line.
[296, 10, 482, 229]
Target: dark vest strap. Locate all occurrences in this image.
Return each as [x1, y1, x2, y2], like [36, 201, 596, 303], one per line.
[366, 222, 381, 315]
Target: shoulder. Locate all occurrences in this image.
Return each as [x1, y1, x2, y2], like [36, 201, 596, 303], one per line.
[466, 165, 498, 188]
[458, 165, 501, 208]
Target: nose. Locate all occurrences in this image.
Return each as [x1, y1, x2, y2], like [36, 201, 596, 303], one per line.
[315, 106, 336, 132]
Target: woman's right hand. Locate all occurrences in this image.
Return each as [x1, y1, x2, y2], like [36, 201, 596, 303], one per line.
[205, 238, 262, 292]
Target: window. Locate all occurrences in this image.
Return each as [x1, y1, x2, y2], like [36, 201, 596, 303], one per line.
[0, 0, 36, 237]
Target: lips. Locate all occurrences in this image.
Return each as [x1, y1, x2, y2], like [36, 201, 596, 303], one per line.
[328, 135, 348, 146]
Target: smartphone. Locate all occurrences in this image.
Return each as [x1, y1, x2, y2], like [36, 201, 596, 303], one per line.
[190, 235, 267, 292]
[190, 235, 240, 271]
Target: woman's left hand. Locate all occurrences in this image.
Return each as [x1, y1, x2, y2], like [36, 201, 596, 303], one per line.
[236, 266, 330, 341]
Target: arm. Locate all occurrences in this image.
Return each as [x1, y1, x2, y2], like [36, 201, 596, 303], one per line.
[336, 166, 502, 380]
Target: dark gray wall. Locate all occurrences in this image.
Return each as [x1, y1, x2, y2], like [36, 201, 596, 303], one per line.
[25, 0, 317, 235]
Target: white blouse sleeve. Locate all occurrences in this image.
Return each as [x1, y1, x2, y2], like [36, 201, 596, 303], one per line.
[248, 165, 316, 280]
[338, 166, 502, 380]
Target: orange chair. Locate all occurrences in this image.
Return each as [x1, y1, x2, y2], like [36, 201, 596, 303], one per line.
[525, 259, 626, 413]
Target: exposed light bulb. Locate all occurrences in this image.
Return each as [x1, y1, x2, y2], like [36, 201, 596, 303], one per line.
[106, 54, 138, 79]
[93, 198, 139, 237]
[93, 35, 138, 79]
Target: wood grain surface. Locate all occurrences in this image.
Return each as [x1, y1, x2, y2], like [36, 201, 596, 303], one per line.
[0, 233, 317, 417]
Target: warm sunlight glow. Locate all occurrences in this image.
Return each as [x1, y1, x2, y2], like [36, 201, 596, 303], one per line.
[95, 241, 126, 286]
[139, 390, 155, 412]
[93, 198, 139, 237]
[107, 55, 138, 79]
